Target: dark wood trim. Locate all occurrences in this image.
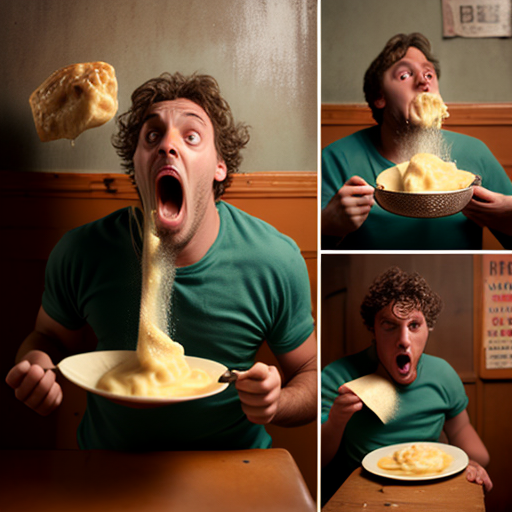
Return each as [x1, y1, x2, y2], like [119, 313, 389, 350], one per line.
[0, 170, 317, 200]
[321, 102, 512, 126]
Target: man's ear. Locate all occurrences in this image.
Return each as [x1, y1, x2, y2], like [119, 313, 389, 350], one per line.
[214, 159, 227, 182]
[374, 95, 386, 109]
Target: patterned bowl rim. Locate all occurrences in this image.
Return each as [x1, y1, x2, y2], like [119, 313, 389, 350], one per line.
[374, 185, 473, 197]
[374, 173, 481, 197]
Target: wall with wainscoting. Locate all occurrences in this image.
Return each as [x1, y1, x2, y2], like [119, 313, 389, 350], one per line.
[1, 0, 317, 176]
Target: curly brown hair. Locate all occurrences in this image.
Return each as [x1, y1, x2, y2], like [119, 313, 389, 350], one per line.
[363, 33, 441, 125]
[112, 72, 250, 200]
[360, 267, 443, 331]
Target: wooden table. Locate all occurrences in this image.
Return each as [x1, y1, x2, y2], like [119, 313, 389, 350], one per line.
[323, 467, 485, 511]
[0, 448, 315, 512]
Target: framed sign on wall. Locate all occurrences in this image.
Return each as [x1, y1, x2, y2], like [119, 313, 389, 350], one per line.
[442, 0, 512, 38]
[476, 254, 512, 379]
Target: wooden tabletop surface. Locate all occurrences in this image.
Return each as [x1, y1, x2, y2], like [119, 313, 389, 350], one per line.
[0, 448, 315, 512]
[323, 466, 485, 512]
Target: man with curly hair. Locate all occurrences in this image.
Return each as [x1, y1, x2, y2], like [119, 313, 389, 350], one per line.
[321, 33, 512, 249]
[6, 73, 316, 451]
[321, 267, 491, 505]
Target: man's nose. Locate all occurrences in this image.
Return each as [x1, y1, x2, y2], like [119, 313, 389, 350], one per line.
[158, 130, 179, 157]
[416, 73, 430, 92]
[397, 326, 412, 349]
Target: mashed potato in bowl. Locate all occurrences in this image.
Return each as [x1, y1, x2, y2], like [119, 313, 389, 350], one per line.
[377, 153, 477, 193]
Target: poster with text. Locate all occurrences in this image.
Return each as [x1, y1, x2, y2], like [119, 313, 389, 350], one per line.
[483, 255, 512, 370]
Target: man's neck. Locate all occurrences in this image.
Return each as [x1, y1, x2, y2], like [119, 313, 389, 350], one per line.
[377, 121, 447, 165]
[377, 124, 403, 164]
[174, 201, 221, 268]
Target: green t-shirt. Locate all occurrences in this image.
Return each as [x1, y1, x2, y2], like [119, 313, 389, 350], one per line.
[321, 346, 468, 503]
[321, 127, 512, 249]
[42, 201, 314, 450]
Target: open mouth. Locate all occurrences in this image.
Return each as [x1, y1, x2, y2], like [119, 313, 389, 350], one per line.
[396, 354, 411, 375]
[156, 173, 183, 224]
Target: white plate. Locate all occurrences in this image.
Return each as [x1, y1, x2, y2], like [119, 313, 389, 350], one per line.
[362, 442, 469, 481]
[57, 350, 229, 405]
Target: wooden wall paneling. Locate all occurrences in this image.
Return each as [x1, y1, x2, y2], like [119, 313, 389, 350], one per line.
[473, 254, 512, 512]
[480, 381, 512, 512]
[321, 103, 512, 178]
[321, 103, 512, 250]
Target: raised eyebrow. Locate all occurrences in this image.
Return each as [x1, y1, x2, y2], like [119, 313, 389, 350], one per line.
[140, 113, 159, 128]
[183, 111, 207, 125]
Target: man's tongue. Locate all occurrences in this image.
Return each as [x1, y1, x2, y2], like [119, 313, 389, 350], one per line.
[396, 354, 411, 375]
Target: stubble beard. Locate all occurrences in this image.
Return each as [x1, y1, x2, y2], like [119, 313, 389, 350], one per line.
[156, 180, 212, 258]
[389, 109, 451, 163]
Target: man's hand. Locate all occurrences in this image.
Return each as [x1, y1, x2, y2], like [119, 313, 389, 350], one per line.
[321, 385, 363, 467]
[462, 186, 512, 236]
[322, 176, 375, 239]
[328, 385, 363, 429]
[235, 362, 281, 424]
[6, 359, 63, 416]
[466, 460, 493, 493]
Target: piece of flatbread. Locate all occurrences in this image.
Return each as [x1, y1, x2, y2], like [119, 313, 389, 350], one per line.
[403, 153, 475, 192]
[344, 373, 399, 424]
[29, 61, 118, 142]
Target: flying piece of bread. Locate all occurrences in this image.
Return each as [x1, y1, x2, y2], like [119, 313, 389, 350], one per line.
[409, 92, 449, 129]
[403, 153, 475, 192]
[29, 62, 118, 142]
[344, 373, 399, 424]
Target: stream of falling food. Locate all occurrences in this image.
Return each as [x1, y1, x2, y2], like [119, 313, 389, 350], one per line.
[97, 211, 214, 397]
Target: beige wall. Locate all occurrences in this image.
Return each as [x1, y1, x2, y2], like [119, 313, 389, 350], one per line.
[0, 0, 317, 174]
[322, 0, 512, 104]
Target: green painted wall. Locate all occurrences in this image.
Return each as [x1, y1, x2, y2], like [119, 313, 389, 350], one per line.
[322, 0, 512, 104]
[0, 0, 317, 174]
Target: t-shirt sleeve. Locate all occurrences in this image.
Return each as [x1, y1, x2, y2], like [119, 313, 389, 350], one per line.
[474, 138, 512, 195]
[42, 230, 87, 330]
[321, 360, 355, 424]
[481, 141, 512, 248]
[321, 144, 344, 210]
[439, 359, 469, 419]
[265, 241, 315, 355]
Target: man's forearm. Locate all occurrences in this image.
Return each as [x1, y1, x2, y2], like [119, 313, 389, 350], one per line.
[15, 331, 68, 365]
[270, 366, 317, 427]
[321, 419, 345, 468]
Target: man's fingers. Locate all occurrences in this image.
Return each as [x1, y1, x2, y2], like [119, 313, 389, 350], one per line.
[345, 176, 371, 187]
[34, 383, 63, 416]
[237, 386, 280, 407]
[14, 364, 46, 402]
[236, 364, 280, 394]
[5, 360, 31, 389]
[24, 369, 57, 409]
[466, 463, 493, 493]
[236, 362, 269, 381]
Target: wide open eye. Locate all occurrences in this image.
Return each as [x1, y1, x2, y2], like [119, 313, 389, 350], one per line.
[145, 130, 160, 144]
[186, 131, 201, 145]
